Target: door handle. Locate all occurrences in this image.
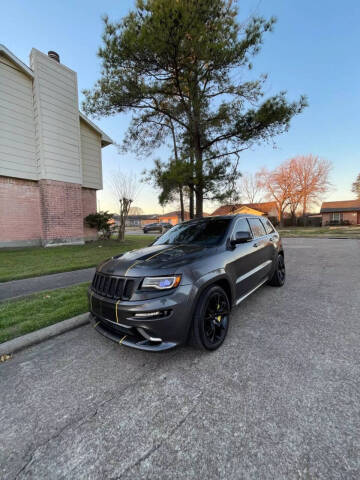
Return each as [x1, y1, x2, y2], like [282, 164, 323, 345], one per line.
[253, 243, 259, 248]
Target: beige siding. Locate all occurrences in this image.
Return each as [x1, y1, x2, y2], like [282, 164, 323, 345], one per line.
[30, 49, 82, 184]
[80, 119, 102, 190]
[0, 54, 38, 180]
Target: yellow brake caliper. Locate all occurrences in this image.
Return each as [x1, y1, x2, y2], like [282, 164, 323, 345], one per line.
[217, 303, 221, 322]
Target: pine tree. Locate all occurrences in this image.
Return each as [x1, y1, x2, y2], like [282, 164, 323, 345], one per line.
[83, 0, 307, 216]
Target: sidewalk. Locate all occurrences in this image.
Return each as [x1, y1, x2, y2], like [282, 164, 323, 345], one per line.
[0, 267, 95, 302]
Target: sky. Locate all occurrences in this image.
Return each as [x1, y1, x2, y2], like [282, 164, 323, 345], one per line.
[1, 0, 360, 214]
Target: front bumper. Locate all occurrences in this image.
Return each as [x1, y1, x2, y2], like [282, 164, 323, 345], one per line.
[88, 284, 194, 351]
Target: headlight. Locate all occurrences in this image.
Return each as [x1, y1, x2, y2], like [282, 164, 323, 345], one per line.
[141, 275, 181, 290]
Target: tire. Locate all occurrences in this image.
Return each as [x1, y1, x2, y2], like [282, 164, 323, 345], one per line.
[268, 253, 286, 287]
[189, 285, 231, 351]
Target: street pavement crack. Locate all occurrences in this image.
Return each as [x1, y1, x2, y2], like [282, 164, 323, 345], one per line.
[13, 350, 181, 479]
[112, 391, 203, 480]
[14, 408, 99, 480]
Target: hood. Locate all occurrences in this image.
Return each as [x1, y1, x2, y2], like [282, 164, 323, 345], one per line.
[97, 243, 212, 277]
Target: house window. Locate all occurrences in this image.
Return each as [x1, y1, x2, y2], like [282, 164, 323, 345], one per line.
[331, 212, 343, 222]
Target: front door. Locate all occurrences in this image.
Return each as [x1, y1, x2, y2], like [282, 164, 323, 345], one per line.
[225, 217, 259, 299]
[357, 212, 360, 225]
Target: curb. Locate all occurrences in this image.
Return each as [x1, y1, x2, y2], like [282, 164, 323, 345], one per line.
[0, 313, 90, 356]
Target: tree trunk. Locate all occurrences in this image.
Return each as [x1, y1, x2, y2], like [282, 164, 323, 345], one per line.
[195, 188, 203, 218]
[189, 184, 194, 219]
[179, 186, 184, 222]
[188, 151, 195, 219]
[117, 197, 132, 241]
[303, 197, 307, 226]
[192, 92, 203, 218]
[279, 211, 284, 228]
[194, 136, 203, 218]
[117, 200, 124, 240]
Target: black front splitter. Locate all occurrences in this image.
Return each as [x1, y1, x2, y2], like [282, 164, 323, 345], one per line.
[90, 315, 177, 352]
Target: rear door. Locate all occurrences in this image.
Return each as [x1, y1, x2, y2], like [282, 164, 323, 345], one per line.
[247, 218, 274, 284]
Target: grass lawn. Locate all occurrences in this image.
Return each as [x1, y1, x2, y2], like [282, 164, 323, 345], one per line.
[0, 283, 90, 344]
[0, 236, 156, 283]
[278, 226, 360, 238]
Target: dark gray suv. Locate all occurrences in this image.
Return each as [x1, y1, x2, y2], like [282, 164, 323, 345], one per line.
[89, 215, 285, 351]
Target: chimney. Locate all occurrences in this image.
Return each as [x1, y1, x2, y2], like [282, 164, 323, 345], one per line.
[47, 50, 60, 63]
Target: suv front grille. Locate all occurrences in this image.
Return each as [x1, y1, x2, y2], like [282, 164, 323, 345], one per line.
[91, 273, 137, 300]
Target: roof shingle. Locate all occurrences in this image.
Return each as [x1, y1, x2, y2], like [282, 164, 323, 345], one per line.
[320, 200, 360, 212]
[211, 202, 278, 216]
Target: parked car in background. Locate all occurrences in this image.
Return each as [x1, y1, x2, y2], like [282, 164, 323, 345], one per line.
[89, 215, 285, 351]
[143, 222, 173, 233]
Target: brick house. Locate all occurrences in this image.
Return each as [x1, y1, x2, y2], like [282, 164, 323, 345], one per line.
[158, 211, 191, 225]
[211, 202, 279, 220]
[320, 200, 360, 225]
[0, 45, 112, 247]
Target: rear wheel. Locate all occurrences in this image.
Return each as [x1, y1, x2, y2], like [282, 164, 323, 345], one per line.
[189, 285, 230, 350]
[268, 253, 286, 287]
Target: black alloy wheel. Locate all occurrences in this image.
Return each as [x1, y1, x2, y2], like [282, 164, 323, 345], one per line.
[278, 254, 286, 283]
[268, 253, 286, 287]
[190, 285, 230, 350]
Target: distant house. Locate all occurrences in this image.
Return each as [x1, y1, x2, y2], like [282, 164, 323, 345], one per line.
[118, 210, 210, 228]
[159, 211, 191, 225]
[211, 202, 279, 220]
[0, 45, 112, 247]
[127, 215, 159, 227]
[320, 200, 360, 225]
[111, 214, 159, 227]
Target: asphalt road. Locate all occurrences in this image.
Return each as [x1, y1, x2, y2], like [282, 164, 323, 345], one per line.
[1, 238, 360, 479]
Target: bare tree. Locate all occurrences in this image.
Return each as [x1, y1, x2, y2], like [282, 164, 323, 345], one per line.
[109, 171, 141, 241]
[240, 172, 263, 204]
[257, 155, 331, 227]
[257, 166, 291, 227]
[291, 155, 332, 225]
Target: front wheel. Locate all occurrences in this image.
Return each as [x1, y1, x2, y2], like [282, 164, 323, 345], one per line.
[189, 285, 231, 350]
[268, 253, 286, 287]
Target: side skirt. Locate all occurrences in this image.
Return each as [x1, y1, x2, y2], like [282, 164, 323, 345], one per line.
[235, 277, 269, 306]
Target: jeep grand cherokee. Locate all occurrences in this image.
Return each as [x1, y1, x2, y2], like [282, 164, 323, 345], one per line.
[89, 215, 285, 351]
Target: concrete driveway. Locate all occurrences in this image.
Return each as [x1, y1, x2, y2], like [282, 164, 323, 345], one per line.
[1, 238, 360, 479]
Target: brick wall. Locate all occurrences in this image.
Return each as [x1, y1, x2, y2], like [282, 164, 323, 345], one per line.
[0, 176, 99, 247]
[322, 211, 358, 225]
[0, 176, 42, 245]
[82, 187, 98, 240]
[343, 212, 358, 224]
[39, 179, 84, 246]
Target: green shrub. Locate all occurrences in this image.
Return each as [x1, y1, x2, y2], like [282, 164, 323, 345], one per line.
[85, 211, 113, 239]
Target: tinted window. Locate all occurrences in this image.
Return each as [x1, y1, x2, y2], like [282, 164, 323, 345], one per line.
[234, 218, 252, 236]
[248, 218, 266, 238]
[262, 218, 275, 234]
[153, 218, 231, 247]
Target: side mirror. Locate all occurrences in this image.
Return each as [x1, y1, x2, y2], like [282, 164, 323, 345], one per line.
[230, 231, 252, 246]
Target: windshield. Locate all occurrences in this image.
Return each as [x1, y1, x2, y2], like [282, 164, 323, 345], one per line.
[153, 218, 231, 247]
